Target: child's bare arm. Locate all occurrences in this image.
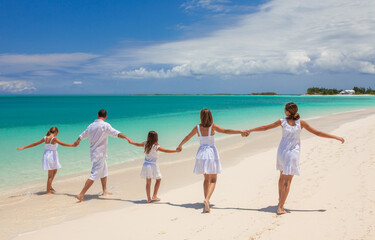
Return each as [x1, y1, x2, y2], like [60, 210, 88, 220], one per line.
[130, 142, 145, 147]
[55, 138, 76, 147]
[17, 138, 45, 150]
[301, 120, 344, 143]
[213, 124, 245, 135]
[158, 147, 181, 153]
[247, 120, 281, 133]
[177, 126, 198, 151]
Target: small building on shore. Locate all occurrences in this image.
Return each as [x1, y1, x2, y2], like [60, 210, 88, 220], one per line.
[339, 90, 355, 95]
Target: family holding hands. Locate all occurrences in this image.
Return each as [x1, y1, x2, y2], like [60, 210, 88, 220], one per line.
[17, 103, 344, 214]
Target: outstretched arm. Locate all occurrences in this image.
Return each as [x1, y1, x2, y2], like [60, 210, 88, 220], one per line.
[17, 138, 45, 150]
[158, 147, 181, 153]
[247, 120, 281, 134]
[118, 133, 133, 144]
[177, 127, 198, 151]
[55, 138, 76, 147]
[130, 142, 145, 147]
[213, 124, 245, 136]
[301, 120, 344, 143]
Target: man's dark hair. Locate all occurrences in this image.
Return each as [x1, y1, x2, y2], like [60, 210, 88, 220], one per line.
[98, 109, 107, 118]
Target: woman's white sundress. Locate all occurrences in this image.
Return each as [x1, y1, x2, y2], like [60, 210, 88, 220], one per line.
[194, 125, 222, 174]
[140, 144, 162, 179]
[42, 136, 61, 170]
[277, 118, 301, 176]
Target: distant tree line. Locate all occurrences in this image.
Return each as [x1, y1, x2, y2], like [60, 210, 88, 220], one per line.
[251, 92, 278, 95]
[307, 87, 375, 95]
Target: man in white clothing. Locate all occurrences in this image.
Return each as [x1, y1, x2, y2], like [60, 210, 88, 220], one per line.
[74, 109, 133, 202]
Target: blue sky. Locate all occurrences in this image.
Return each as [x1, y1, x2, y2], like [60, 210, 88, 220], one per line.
[0, 0, 374, 94]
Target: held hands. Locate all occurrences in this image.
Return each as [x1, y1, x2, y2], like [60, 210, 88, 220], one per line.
[16, 147, 24, 151]
[73, 140, 80, 147]
[176, 146, 182, 152]
[241, 130, 251, 137]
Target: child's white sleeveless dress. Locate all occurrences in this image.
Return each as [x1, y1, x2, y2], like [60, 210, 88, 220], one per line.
[140, 144, 162, 179]
[194, 125, 222, 174]
[277, 118, 301, 176]
[42, 137, 61, 170]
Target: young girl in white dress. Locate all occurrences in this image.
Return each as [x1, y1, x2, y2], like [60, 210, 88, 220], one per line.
[17, 127, 77, 194]
[246, 102, 344, 214]
[177, 109, 247, 213]
[131, 131, 180, 203]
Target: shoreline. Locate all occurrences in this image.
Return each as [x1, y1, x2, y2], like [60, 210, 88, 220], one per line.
[7, 107, 375, 240]
[1, 108, 375, 239]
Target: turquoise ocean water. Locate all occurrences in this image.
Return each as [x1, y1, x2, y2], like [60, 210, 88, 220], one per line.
[1, 95, 374, 189]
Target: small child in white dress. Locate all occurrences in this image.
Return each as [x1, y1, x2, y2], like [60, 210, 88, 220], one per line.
[17, 127, 77, 194]
[131, 131, 180, 203]
[246, 102, 344, 214]
[177, 109, 246, 213]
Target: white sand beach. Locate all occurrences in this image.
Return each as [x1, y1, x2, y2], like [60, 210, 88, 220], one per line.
[2, 109, 375, 240]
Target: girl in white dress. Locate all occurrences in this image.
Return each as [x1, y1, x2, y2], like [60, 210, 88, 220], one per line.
[131, 131, 180, 203]
[177, 109, 247, 213]
[246, 102, 344, 214]
[17, 127, 77, 194]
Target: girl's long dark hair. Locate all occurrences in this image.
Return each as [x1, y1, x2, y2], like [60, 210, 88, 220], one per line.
[46, 127, 59, 136]
[285, 102, 300, 120]
[200, 108, 213, 127]
[145, 131, 158, 154]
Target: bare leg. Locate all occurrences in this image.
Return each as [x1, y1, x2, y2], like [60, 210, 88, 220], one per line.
[46, 170, 54, 194]
[203, 174, 210, 198]
[50, 170, 57, 193]
[278, 171, 283, 203]
[152, 179, 161, 201]
[204, 174, 217, 213]
[277, 174, 293, 214]
[76, 179, 94, 202]
[146, 178, 152, 203]
[100, 177, 112, 195]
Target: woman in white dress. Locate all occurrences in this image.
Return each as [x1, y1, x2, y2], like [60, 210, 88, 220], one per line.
[17, 127, 77, 194]
[177, 109, 247, 213]
[246, 102, 344, 214]
[131, 131, 180, 203]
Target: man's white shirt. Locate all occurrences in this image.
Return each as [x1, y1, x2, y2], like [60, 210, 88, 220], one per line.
[79, 119, 120, 162]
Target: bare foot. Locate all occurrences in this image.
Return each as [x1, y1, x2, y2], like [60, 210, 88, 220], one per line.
[277, 207, 287, 215]
[152, 196, 160, 201]
[147, 198, 152, 203]
[50, 188, 56, 193]
[101, 191, 112, 196]
[46, 191, 53, 195]
[76, 194, 84, 202]
[204, 199, 210, 213]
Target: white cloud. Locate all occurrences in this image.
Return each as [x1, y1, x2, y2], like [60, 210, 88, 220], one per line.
[73, 81, 83, 85]
[0, 80, 36, 93]
[182, 0, 232, 12]
[0, 53, 99, 75]
[115, 0, 375, 79]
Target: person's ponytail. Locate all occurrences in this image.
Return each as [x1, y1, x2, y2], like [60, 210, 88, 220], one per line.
[46, 127, 59, 136]
[285, 103, 300, 120]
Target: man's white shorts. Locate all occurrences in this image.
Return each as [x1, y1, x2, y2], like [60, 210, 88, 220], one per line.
[89, 159, 108, 181]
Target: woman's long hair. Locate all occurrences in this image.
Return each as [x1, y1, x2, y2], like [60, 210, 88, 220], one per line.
[145, 131, 158, 154]
[46, 127, 59, 136]
[285, 102, 300, 120]
[200, 108, 213, 127]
